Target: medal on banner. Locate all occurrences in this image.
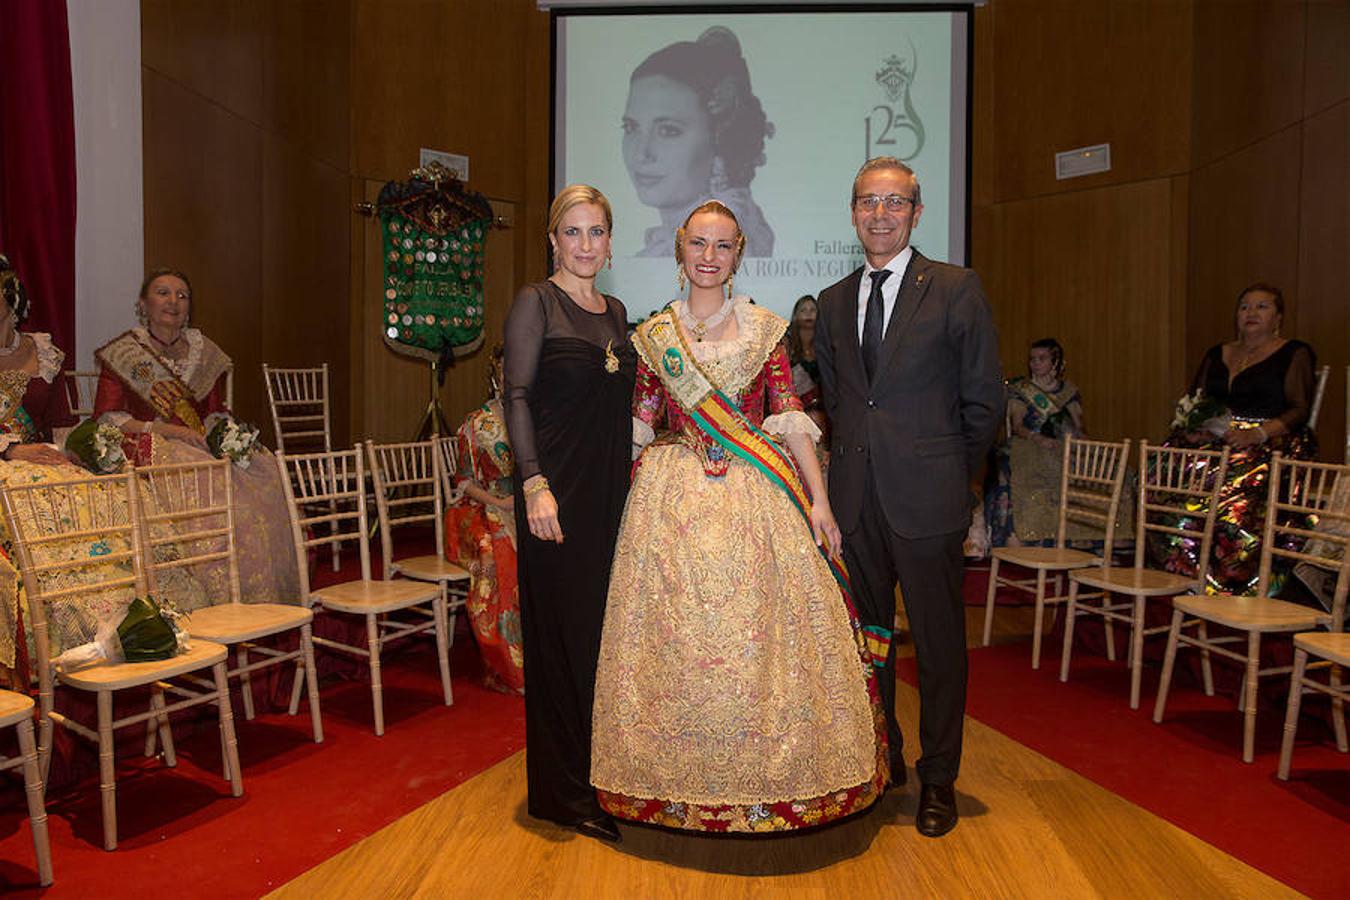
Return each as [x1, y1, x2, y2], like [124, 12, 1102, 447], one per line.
[376, 162, 493, 363]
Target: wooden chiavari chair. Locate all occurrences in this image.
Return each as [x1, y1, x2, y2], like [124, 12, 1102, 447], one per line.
[264, 364, 340, 571]
[135, 458, 321, 757]
[366, 440, 469, 705]
[1061, 441, 1231, 709]
[1154, 454, 1348, 762]
[982, 436, 1131, 668]
[0, 690, 51, 885]
[277, 446, 449, 735]
[63, 370, 99, 418]
[1, 472, 242, 850]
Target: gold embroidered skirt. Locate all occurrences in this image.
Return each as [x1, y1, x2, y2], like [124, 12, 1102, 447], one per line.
[591, 444, 883, 832]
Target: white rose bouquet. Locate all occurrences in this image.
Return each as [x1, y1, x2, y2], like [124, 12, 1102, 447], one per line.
[64, 418, 128, 474]
[207, 416, 261, 468]
[1170, 390, 1230, 437]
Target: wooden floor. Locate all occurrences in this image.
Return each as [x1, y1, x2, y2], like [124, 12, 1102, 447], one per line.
[268, 608, 1299, 899]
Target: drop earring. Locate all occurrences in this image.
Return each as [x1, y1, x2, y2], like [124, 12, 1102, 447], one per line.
[725, 272, 734, 301]
[677, 267, 687, 292]
[607, 252, 612, 271]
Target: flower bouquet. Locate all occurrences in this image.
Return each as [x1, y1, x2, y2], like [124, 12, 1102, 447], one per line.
[1170, 390, 1230, 438]
[52, 595, 190, 672]
[207, 416, 260, 469]
[64, 418, 128, 474]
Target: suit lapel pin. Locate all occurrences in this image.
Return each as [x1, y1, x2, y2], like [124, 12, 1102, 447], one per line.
[916, 274, 925, 284]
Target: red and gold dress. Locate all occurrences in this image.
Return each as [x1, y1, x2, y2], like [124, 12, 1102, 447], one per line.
[591, 298, 886, 833]
[94, 327, 298, 605]
[443, 398, 523, 694]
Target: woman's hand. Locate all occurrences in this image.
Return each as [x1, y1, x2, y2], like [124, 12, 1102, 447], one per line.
[1223, 427, 1266, 449]
[159, 423, 209, 450]
[4, 443, 77, 467]
[810, 498, 843, 559]
[525, 479, 563, 543]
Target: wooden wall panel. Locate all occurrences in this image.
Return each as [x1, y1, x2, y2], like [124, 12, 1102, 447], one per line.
[1191, 0, 1306, 168]
[141, 68, 263, 411]
[142, 0, 351, 438]
[981, 178, 1185, 444]
[141, 0, 263, 123]
[1185, 127, 1303, 373]
[1303, 0, 1350, 117]
[990, 0, 1192, 203]
[1297, 100, 1349, 457]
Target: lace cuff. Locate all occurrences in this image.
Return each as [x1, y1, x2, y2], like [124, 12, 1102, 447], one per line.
[29, 332, 66, 382]
[632, 417, 655, 460]
[762, 410, 821, 443]
[0, 433, 23, 454]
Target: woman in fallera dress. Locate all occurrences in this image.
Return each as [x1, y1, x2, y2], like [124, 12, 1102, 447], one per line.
[502, 186, 636, 842]
[92, 268, 298, 605]
[0, 255, 79, 689]
[591, 200, 887, 833]
[443, 345, 524, 694]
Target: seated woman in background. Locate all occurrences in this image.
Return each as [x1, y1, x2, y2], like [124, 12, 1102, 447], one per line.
[93, 268, 299, 605]
[444, 345, 523, 694]
[0, 254, 80, 688]
[983, 338, 1085, 549]
[786, 295, 829, 457]
[1153, 282, 1317, 594]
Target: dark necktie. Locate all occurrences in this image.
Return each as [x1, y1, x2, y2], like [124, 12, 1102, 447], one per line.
[862, 269, 890, 380]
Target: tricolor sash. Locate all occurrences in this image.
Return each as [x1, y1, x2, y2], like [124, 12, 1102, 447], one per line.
[633, 309, 873, 661]
[95, 331, 208, 434]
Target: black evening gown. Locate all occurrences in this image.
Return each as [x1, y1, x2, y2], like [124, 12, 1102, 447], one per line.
[502, 280, 636, 825]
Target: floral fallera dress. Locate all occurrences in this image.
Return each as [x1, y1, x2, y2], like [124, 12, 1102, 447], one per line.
[444, 398, 523, 693]
[591, 298, 886, 833]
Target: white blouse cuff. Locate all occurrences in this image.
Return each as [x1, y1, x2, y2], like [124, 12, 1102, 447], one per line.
[762, 410, 822, 443]
[632, 417, 655, 459]
[0, 433, 23, 453]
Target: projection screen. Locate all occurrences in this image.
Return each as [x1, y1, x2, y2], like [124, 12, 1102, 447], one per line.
[552, 4, 971, 319]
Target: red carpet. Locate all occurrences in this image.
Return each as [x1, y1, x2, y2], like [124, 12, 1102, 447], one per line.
[0, 600, 525, 896]
[899, 633, 1349, 898]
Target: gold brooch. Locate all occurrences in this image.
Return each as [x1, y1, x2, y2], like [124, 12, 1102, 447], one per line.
[603, 339, 619, 374]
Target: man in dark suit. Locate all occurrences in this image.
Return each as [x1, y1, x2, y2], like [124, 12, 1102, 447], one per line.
[814, 157, 1002, 837]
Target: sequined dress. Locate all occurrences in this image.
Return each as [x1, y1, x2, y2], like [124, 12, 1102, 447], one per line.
[1151, 339, 1318, 594]
[591, 298, 886, 833]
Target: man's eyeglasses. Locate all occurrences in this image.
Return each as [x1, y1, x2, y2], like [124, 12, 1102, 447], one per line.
[852, 194, 917, 213]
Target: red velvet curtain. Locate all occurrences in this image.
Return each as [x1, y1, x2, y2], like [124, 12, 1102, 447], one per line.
[0, 0, 77, 358]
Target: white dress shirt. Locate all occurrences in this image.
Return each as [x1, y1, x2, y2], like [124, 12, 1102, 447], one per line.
[855, 246, 914, 343]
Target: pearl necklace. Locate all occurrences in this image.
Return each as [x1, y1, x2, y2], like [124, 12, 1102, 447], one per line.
[679, 296, 734, 342]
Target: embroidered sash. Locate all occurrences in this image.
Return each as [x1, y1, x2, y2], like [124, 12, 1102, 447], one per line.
[95, 331, 206, 434]
[0, 370, 36, 442]
[634, 310, 872, 660]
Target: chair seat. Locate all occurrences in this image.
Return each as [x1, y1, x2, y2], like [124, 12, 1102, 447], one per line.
[0, 689, 35, 728]
[392, 555, 470, 583]
[992, 546, 1101, 571]
[314, 578, 440, 614]
[187, 603, 314, 643]
[1174, 593, 1331, 633]
[1071, 566, 1192, 596]
[1293, 631, 1350, 665]
[59, 639, 229, 691]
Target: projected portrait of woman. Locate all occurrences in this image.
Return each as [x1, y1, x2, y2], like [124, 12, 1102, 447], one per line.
[622, 27, 775, 258]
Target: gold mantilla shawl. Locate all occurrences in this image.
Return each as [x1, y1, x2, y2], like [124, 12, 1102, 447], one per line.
[95, 329, 231, 434]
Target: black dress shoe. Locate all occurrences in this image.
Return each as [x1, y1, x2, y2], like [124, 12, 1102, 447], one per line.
[916, 783, 958, 837]
[576, 815, 622, 843]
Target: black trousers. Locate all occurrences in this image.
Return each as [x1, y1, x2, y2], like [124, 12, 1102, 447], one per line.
[843, 469, 968, 785]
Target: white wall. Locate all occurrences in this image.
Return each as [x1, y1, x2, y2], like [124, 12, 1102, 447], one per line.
[67, 0, 143, 369]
